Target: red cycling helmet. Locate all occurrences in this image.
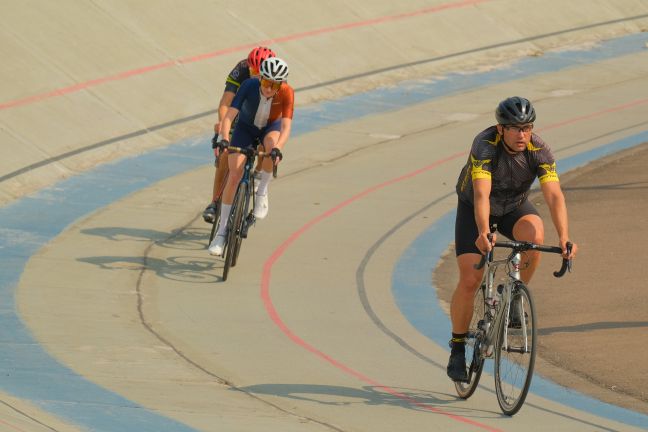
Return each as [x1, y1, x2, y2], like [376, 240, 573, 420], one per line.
[247, 46, 276, 72]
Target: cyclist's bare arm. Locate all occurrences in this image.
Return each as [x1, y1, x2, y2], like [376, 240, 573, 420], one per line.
[214, 91, 236, 134]
[540, 181, 577, 259]
[271, 117, 293, 155]
[473, 178, 495, 254]
[218, 107, 240, 146]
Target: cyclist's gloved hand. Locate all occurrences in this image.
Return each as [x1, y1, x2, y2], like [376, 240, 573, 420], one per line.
[270, 148, 283, 164]
[211, 134, 220, 149]
[214, 138, 229, 157]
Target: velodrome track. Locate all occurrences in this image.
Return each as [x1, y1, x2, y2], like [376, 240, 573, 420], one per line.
[1, 2, 648, 431]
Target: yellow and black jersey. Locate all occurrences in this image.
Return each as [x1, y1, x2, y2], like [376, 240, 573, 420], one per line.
[456, 126, 559, 216]
[224, 59, 251, 94]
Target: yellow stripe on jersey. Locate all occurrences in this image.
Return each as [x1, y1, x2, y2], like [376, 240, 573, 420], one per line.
[538, 162, 560, 183]
[527, 140, 543, 152]
[226, 77, 242, 88]
[471, 155, 491, 180]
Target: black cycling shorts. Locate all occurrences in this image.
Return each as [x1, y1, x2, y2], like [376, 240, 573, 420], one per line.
[455, 198, 540, 256]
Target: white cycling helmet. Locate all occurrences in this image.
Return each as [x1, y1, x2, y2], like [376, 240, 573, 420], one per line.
[260, 57, 289, 82]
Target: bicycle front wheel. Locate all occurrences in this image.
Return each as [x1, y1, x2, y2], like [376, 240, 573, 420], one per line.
[494, 281, 536, 415]
[208, 199, 221, 243]
[455, 284, 487, 399]
[223, 185, 245, 281]
[230, 196, 250, 268]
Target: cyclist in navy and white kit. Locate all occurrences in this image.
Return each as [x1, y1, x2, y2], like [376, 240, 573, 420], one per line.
[447, 96, 578, 382]
[202, 47, 276, 224]
[208, 57, 294, 256]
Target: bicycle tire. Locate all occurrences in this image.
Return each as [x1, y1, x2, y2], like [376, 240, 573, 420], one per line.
[208, 199, 221, 243]
[494, 281, 536, 415]
[455, 284, 487, 399]
[222, 185, 245, 281]
[230, 198, 248, 268]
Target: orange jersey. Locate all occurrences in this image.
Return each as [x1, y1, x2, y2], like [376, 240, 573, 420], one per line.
[231, 78, 294, 129]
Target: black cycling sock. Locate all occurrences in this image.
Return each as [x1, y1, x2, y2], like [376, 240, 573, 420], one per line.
[450, 332, 467, 354]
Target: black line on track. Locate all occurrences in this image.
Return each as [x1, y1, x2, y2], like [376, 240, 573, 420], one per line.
[3, 13, 648, 184]
[355, 198, 623, 431]
[135, 215, 347, 432]
[0, 399, 60, 432]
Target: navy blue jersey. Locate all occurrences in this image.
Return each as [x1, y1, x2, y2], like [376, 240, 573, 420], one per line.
[231, 78, 295, 130]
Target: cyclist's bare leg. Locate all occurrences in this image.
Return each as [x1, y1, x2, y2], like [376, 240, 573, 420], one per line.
[254, 142, 264, 173]
[253, 132, 280, 202]
[260, 131, 280, 172]
[221, 153, 246, 204]
[450, 253, 485, 333]
[211, 153, 229, 202]
[512, 214, 545, 283]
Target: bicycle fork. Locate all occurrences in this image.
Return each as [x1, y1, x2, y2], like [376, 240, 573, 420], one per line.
[240, 184, 257, 239]
[501, 252, 532, 355]
[480, 264, 500, 358]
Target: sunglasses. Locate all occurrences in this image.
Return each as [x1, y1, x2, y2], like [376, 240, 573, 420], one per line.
[503, 124, 533, 133]
[248, 66, 260, 76]
[260, 78, 281, 91]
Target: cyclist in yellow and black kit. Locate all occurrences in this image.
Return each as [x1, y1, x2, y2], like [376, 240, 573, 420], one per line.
[447, 96, 578, 382]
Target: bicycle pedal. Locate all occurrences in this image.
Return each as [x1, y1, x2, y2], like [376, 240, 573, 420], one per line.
[245, 214, 256, 227]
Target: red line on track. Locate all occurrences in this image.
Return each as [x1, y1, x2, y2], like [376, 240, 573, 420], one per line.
[538, 98, 648, 131]
[258, 96, 648, 428]
[0, 418, 29, 432]
[0, 0, 488, 112]
[260, 151, 502, 431]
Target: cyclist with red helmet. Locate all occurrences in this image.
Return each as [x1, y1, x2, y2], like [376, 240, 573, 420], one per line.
[202, 46, 276, 224]
[208, 57, 294, 256]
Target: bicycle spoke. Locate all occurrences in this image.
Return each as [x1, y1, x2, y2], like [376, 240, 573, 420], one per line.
[494, 282, 536, 415]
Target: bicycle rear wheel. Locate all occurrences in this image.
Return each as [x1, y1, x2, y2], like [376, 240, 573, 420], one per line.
[222, 185, 245, 281]
[455, 284, 487, 399]
[494, 281, 536, 415]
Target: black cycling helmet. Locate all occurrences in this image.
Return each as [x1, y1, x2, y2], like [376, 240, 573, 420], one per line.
[495, 96, 536, 125]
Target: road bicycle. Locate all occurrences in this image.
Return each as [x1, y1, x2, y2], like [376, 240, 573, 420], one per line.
[211, 144, 278, 281]
[206, 136, 263, 238]
[454, 234, 573, 415]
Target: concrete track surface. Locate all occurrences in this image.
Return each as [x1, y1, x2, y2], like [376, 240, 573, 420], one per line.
[1, 1, 648, 431]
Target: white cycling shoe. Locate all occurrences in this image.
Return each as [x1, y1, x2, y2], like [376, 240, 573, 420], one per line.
[253, 170, 262, 194]
[208, 234, 226, 256]
[253, 193, 269, 219]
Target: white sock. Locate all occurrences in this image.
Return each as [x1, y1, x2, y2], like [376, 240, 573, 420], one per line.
[256, 171, 272, 196]
[216, 204, 232, 236]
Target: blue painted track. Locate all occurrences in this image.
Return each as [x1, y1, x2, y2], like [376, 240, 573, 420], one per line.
[393, 131, 648, 430]
[1, 32, 648, 431]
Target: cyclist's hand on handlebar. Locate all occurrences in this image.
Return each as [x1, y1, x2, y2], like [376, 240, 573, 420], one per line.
[269, 148, 283, 165]
[560, 239, 577, 260]
[476, 232, 496, 255]
[213, 138, 229, 158]
[211, 134, 220, 157]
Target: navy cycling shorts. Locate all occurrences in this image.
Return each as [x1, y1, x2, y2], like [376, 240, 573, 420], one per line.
[455, 198, 540, 256]
[230, 119, 281, 150]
